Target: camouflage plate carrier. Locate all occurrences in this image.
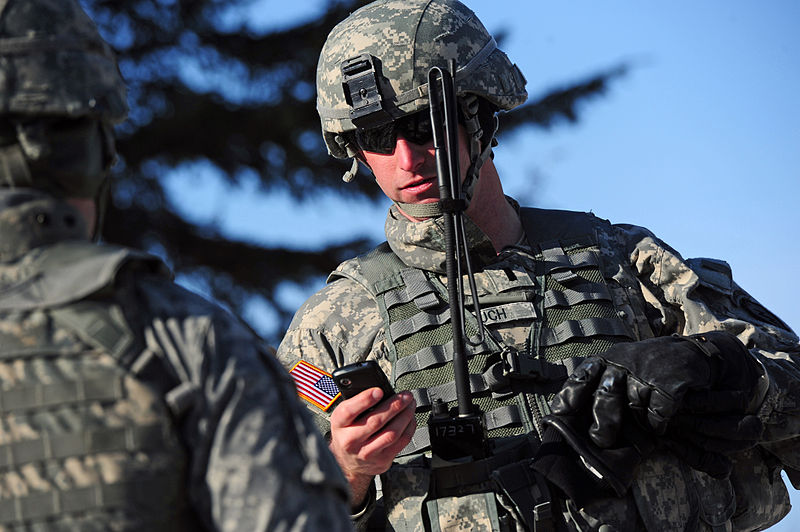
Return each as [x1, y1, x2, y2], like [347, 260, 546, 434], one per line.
[332, 207, 638, 530]
[0, 191, 201, 531]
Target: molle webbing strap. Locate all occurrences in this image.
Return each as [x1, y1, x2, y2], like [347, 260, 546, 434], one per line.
[349, 241, 521, 458]
[389, 306, 451, 341]
[540, 241, 600, 285]
[409, 364, 506, 407]
[543, 283, 611, 309]
[539, 317, 633, 347]
[0, 345, 83, 360]
[401, 404, 522, 455]
[0, 423, 169, 469]
[393, 269, 440, 310]
[519, 206, 634, 443]
[402, 427, 432, 456]
[0, 375, 123, 412]
[394, 341, 492, 380]
[465, 292, 535, 307]
[484, 405, 524, 431]
[50, 302, 134, 365]
[0, 474, 182, 526]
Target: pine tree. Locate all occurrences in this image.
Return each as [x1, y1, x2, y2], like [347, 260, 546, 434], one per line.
[84, 0, 625, 342]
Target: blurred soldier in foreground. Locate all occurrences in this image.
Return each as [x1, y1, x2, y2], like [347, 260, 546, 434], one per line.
[277, 0, 800, 530]
[0, 0, 352, 529]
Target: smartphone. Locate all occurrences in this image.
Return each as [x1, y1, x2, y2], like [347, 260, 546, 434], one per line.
[332, 360, 395, 402]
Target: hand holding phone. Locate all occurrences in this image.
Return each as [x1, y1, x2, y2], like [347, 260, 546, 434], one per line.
[332, 360, 395, 404]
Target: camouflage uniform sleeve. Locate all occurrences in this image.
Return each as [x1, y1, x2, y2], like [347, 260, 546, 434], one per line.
[276, 276, 388, 530]
[137, 277, 353, 532]
[614, 223, 800, 452]
[276, 276, 389, 408]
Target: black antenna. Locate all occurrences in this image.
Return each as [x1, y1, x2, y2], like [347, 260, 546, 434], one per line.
[426, 62, 487, 460]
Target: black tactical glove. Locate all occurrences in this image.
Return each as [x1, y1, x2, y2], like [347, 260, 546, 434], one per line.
[534, 358, 657, 501]
[541, 332, 765, 493]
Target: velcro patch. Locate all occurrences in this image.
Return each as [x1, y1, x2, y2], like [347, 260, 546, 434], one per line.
[480, 302, 537, 326]
[289, 360, 341, 411]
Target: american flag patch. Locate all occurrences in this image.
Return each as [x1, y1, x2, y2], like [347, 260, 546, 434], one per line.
[289, 360, 341, 411]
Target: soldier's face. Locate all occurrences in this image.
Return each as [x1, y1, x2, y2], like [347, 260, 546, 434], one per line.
[360, 124, 470, 211]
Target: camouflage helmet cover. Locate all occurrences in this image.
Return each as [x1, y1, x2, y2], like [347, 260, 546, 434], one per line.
[0, 0, 127, 122]
[317, 0, 527, 159]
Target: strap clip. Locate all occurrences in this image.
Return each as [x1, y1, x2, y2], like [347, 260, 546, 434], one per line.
[502, 348, 565, 382]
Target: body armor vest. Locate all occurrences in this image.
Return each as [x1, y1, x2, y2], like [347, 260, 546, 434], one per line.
[331, 207, 791, 531]
[0, 241, 199, 531]
[332, 208, 635, 457]
[332, 208, 639, 530]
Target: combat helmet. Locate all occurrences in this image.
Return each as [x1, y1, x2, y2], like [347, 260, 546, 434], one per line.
[0, 0, 128, 199]
[316, 0, 527, 213]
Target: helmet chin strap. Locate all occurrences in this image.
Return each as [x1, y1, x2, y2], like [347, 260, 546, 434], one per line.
[396, 94, 498, 220]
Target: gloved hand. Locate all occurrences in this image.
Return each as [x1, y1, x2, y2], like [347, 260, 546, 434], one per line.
[544, 332, 765, 487]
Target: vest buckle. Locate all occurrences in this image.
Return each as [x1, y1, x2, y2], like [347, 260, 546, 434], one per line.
[501, 348, 565, 382]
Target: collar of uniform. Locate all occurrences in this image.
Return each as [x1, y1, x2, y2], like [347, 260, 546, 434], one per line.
[0, 188, 89, 262]
[383, 203, 496, 273]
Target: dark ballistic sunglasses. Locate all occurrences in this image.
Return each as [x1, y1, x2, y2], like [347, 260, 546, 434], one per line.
[354, 111, 435, 154]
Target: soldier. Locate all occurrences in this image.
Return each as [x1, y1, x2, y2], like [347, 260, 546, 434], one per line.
[0, 0, 353, 530]
[277, 0, 800, 530]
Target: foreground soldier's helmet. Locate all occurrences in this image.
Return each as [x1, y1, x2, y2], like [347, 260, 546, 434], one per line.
[317, 0, 528, 188]
[0, 0, 128, 198]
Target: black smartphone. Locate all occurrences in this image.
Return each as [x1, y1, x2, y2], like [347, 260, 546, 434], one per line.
[332, 360, 395, 402]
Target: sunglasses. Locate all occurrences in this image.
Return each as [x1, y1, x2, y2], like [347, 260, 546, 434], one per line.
[354, 111, 435, 154]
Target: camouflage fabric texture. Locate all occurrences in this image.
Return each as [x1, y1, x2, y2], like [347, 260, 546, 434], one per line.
[0, 0, 127, 121]
[316, 0, 527, 158]
[0, 189, 353, 531]
[0, 0, 126, 198]
[277, 201, 800, 531]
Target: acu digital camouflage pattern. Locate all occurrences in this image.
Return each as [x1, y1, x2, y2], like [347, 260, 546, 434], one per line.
[0, 0, 127, 121]
[0, 188, 353, 530]
[0, 0, 127, 199]
[277, 200, 800, 531]
[316, 0, 527, 158]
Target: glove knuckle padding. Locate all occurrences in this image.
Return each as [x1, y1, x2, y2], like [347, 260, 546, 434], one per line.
[587, 366, 626, 447]
[550, 356, 605, 414]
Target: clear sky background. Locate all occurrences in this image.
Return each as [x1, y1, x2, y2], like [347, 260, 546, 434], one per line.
[165, 1, 800, 526]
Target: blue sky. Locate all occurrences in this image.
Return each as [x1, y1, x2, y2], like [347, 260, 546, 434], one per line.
[164, 1, 800, 526]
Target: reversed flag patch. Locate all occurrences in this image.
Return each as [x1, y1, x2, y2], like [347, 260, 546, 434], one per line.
[289, 360, 341, 411]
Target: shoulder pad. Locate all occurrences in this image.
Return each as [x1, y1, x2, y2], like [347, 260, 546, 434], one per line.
[520, 207, 609, 243]
[0, 241, 169, 310]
